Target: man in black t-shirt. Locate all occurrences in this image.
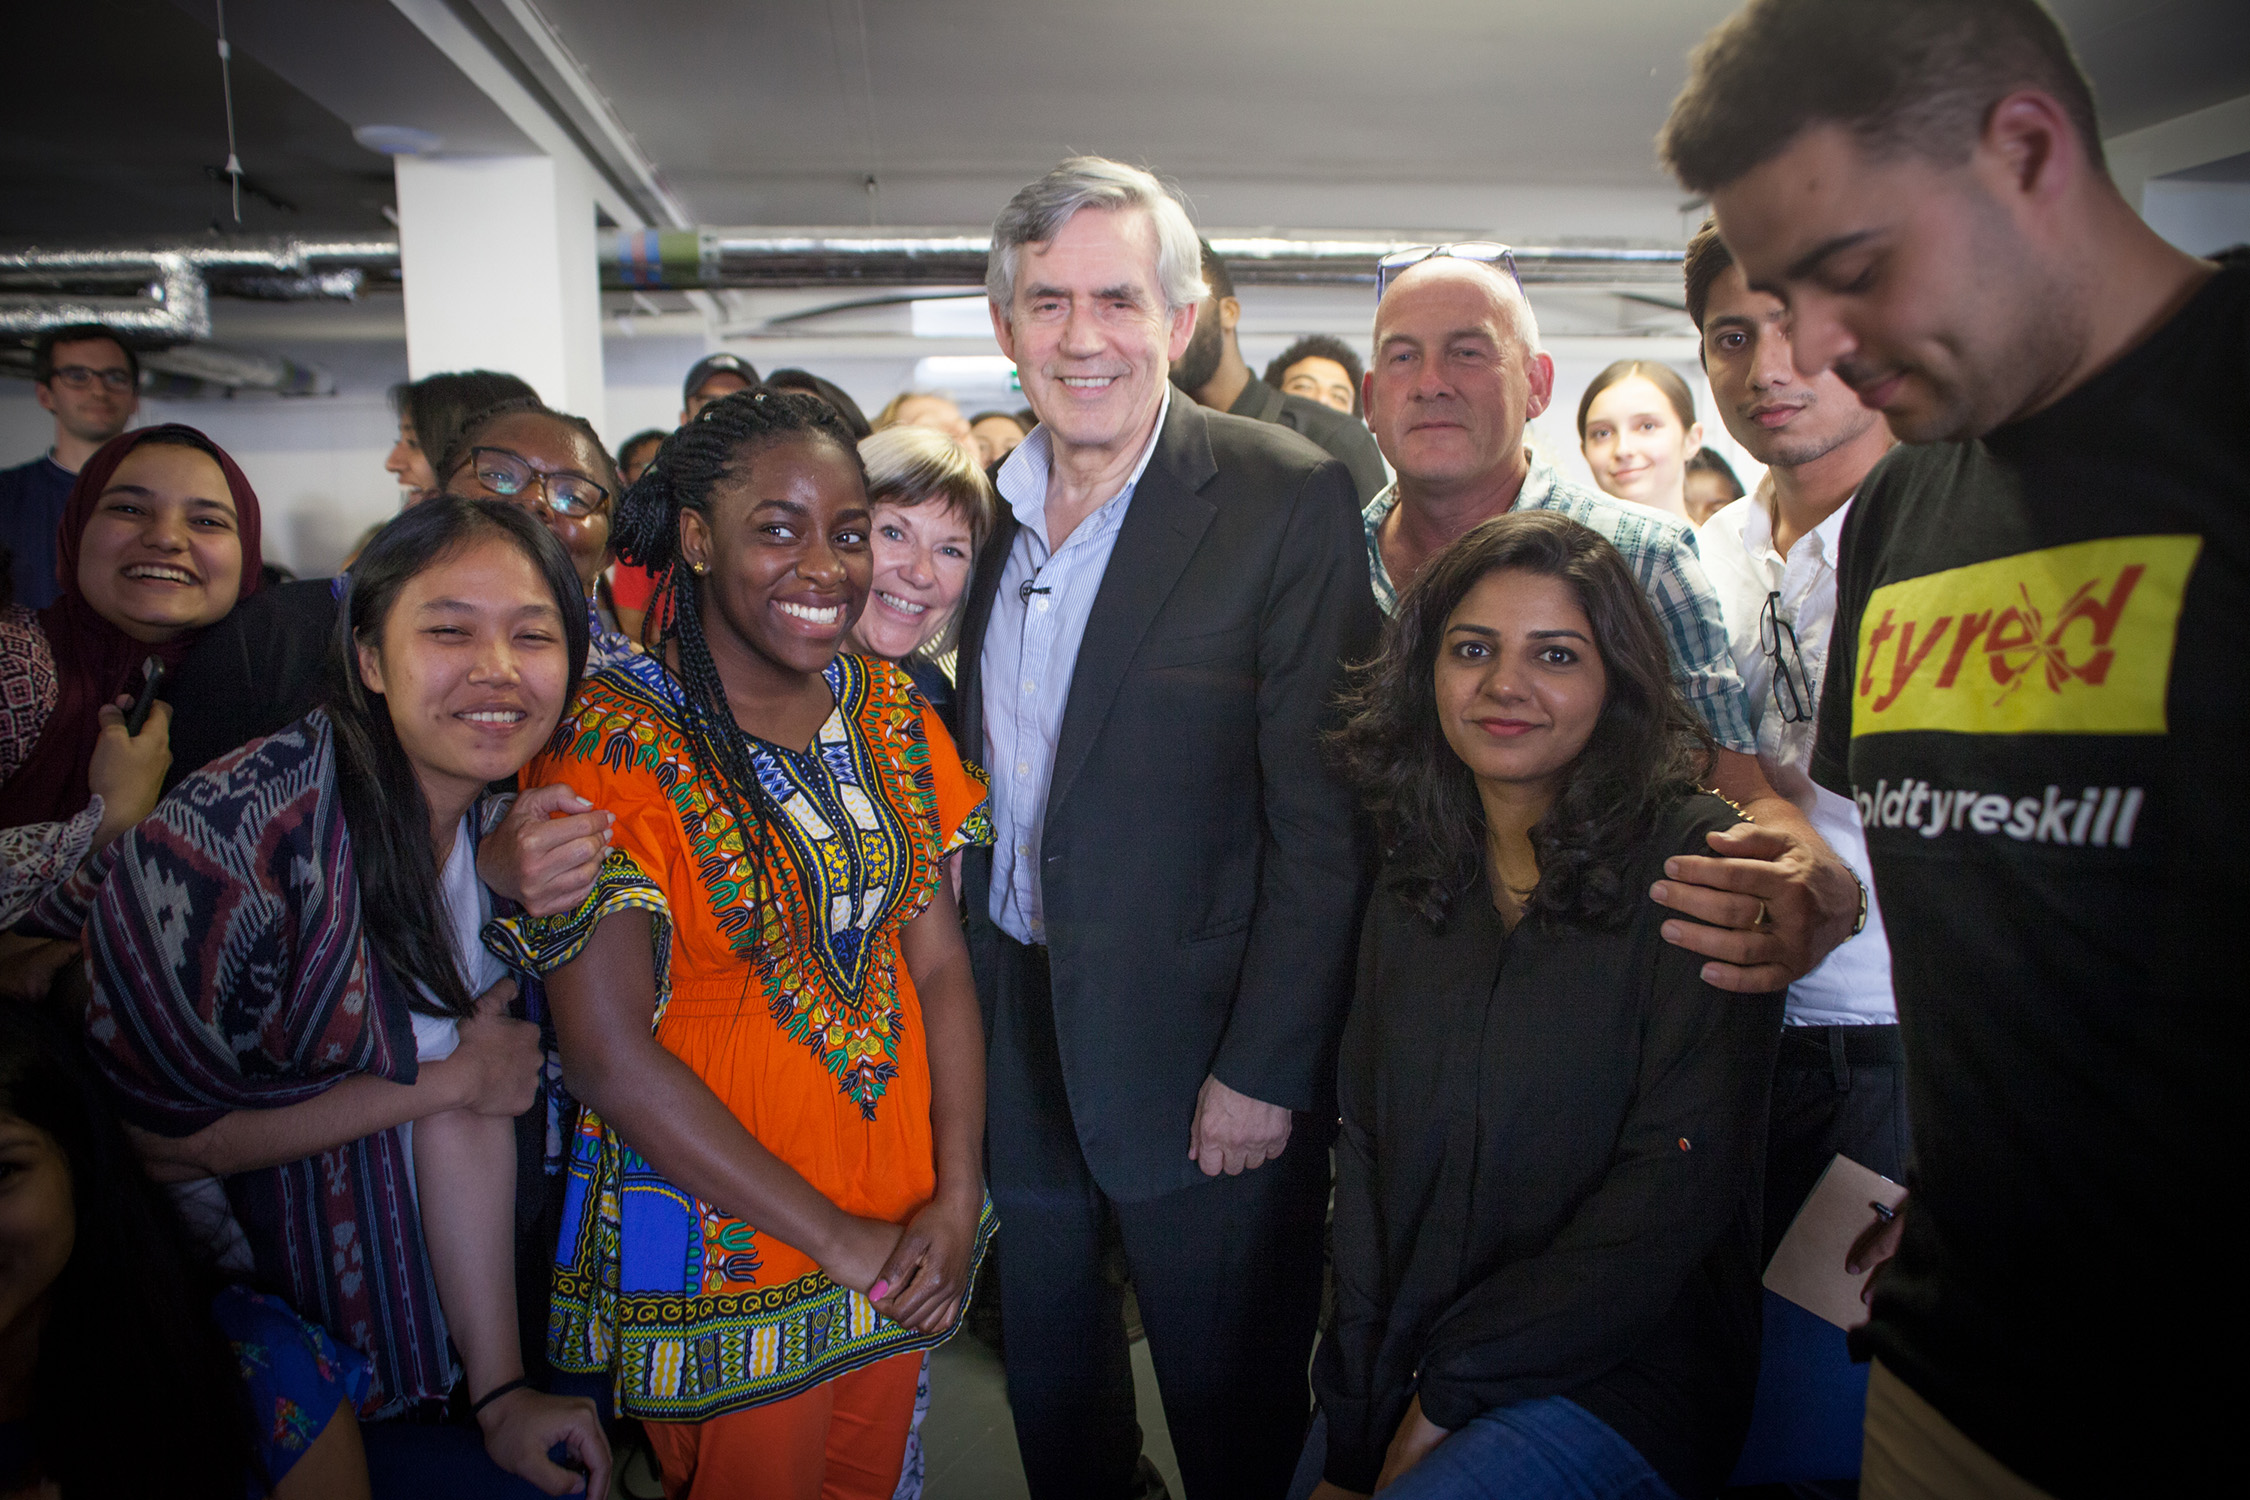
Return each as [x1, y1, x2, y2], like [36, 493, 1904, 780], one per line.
[1662, 2, 2239, 1495]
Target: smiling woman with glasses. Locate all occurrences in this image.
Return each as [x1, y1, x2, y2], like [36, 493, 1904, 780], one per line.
[463, 446, 611, 518]
[438, 398, 639, 657]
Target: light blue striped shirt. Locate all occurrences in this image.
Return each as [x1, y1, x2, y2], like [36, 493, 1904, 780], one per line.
[980, 392, 1172, 944]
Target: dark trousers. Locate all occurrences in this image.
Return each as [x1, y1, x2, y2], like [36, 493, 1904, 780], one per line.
[988, 935, 1329, 1500]
[1763, 1023, 1912, 1265]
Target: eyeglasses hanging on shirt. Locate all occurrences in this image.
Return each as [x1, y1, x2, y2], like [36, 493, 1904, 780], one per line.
[1760, 590, 1816, 724]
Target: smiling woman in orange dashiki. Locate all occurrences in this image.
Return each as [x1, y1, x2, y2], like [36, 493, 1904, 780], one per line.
[490, 389, 993, 1499]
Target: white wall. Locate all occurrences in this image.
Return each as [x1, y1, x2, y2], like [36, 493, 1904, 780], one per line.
[2141, 178, 2250, 256]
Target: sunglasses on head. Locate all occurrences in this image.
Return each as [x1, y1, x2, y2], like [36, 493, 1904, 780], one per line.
[1374, 242, 1525, 303]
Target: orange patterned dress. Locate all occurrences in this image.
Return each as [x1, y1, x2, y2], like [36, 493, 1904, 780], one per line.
[490, 650, 994, 1421]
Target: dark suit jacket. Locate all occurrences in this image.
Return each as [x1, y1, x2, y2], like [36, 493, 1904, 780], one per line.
[957, 395, 1380, 1200]
[1227, 374, 1389, 505]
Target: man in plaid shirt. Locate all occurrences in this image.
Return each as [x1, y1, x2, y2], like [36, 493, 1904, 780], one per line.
[1360, 252, 1858, 989]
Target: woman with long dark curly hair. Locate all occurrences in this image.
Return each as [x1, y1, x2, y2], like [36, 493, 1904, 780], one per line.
[1299, 511, 1784, 1500]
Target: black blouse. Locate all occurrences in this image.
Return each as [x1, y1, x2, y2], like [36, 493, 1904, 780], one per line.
[1314, 792, 1783, 1498]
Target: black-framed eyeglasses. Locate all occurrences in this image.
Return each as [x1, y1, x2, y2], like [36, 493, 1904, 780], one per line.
[1374, 242, 1524, 303]
[464, 447, 609, 518]
[49, 365, 136, 392]
[1760, 591, 1815, 725]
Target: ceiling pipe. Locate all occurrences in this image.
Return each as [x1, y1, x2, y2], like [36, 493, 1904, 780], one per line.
[3, 230, 1685, 344]
[601, 229, 1686, 290]
[0, 236, 399, 347]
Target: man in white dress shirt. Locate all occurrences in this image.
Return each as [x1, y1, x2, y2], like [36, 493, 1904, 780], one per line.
[1683, 216, 1907, 1255]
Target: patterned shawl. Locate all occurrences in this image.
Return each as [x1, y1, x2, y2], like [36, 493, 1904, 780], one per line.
[82, 709, 451, 1413]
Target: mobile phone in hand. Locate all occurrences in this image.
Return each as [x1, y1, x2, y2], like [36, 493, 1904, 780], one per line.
[125, 656, 166, 734]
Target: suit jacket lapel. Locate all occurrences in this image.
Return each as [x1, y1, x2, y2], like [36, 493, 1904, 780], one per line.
[954, 509, 1019, 763]
[1045, 397, 1220, 823]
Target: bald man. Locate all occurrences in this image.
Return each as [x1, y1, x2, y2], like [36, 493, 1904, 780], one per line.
[1359, 252, 1861, 990]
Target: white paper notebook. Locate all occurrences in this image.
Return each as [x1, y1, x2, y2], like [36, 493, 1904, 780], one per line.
[1763, 1153, 1908, 1331]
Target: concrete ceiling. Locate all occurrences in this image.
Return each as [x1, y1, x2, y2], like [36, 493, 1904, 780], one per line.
[0, 0, 398, 237]
[1, 0, 2243, 242]
[538, 0, 2250, 231]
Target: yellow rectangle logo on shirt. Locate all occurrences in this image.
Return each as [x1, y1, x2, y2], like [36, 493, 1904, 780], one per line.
[1852, 535, 2199, 736]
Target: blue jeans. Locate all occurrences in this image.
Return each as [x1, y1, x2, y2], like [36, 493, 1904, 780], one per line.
[1287, 1399, 1680, 1500]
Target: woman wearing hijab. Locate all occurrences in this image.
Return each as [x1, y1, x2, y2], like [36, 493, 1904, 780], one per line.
[0, 424, 260, 825]
[0, 424, 260, 999]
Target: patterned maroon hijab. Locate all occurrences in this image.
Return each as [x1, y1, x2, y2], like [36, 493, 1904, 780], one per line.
[0, 426, 263, 827]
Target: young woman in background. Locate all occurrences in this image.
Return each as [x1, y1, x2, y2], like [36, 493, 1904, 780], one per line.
[1576, 362, 1704, 521]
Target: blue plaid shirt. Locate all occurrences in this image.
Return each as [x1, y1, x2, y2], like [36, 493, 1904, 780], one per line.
[1363, 464, 1757, 753]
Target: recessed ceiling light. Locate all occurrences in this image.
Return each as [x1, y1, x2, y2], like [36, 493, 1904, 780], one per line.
[353, 124, 444, 156]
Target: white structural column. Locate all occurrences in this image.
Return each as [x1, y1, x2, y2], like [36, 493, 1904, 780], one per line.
[394, 154, 607, 429]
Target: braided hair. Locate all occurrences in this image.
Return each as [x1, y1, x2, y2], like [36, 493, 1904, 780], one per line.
[612, 386, 869, 946]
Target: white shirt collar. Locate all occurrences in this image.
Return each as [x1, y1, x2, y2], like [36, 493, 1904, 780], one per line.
[1735, 473, 1854, 567]
[996, 387, 1172, 540]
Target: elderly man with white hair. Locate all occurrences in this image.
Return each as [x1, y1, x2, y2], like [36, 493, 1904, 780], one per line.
[952, 156, 1378, 1499]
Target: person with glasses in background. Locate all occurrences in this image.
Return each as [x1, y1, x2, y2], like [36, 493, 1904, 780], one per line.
[1362, 245, 1863, 997]
[384, 370, 538, 507]
[1678, 217, 1906, 1277]
[3, 325, 140, 610]
[438, 399, 636, 665]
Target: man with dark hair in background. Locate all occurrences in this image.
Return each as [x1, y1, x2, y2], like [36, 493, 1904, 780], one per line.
[968, 409, 1029, 467]
[1664, 2, 2239, 1494]
[1680, 216, 1908, 1289]
[3, 324, 139, 608]
[1172, 241, 1388, 502]
[678, 350, 758, 423]
[1264, 334, 1364, 417]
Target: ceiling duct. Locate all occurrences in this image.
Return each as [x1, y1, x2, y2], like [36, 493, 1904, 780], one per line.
[0, 236, 400, 347]
[5, 231, 1683, 333]
[142, 344, 335, 397]
[601, 229, 1685, 291]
